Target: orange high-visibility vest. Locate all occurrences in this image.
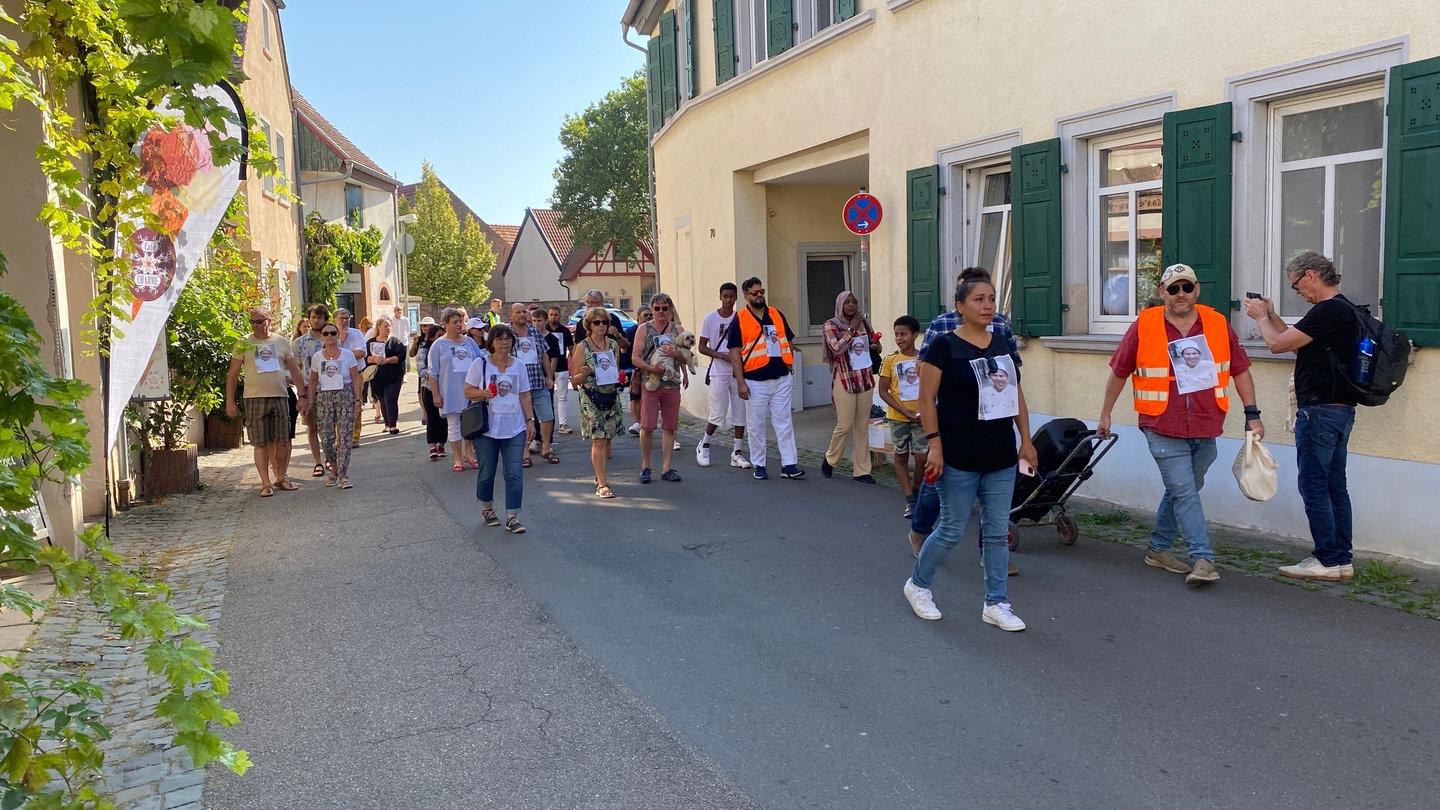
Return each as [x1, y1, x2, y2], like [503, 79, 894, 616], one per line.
[736, 306, 794, 372]
[1132, 305, 1231, 415]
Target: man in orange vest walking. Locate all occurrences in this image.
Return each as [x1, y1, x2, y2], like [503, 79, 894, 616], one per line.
[726, 276, 805, 481]
[1097, 264, 1264, 586]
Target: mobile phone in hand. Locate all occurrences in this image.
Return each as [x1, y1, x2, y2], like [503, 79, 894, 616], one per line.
[1245, 292, 1262, 299]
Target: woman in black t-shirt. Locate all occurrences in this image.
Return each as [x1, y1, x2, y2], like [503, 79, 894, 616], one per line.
[902, 268, 1037, 632]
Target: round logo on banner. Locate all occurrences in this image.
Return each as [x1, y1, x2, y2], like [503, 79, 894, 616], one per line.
[843, 193, 883, 235]
[129, 227, 177, 302]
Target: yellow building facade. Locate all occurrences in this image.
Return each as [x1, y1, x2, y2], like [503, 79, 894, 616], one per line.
[625, 0, 1440, 564]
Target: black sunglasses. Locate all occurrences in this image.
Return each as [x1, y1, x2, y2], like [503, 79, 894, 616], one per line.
[746, 288, 765, 295]
[321, 329, 338, 336]
[1166, 282, 1195, 295]
[250, 317, 269, 324]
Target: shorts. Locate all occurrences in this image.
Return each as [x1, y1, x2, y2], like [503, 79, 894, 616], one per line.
[641, 386, 681, 432]
[531, 386, 555, 422]
[244, 396, 291, 446]
[706, 369, 745, 428]
[888, 418, 929, 456]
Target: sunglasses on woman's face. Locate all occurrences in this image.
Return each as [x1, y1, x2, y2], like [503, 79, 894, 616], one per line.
[321, 330, 338, 336]
[1166, 282, 1195, 295]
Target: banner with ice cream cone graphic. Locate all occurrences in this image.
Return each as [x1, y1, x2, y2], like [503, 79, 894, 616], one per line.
[105, 82, 247, 451]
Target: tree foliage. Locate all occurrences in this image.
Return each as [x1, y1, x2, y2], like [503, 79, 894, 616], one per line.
[303, 212, 383, 310]
[0, 2, 255, 804]
[551, 71, 650, 256]
[404, 162, 493, 308]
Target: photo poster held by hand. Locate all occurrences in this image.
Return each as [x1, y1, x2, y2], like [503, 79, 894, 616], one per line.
[972, 355, 1019, 420]
[897, 359, 920, 401]
[369, 341, 386, 358]
[593, 351, 619, 386]
[1169, 337, 1219, 395]
[848, 336, 869, 370]
[253, 344, 281, 374]
[318, 358, 344, 391]
[489, 372, 520, 413]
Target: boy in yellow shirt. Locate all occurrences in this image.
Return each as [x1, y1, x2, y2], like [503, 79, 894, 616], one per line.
[877, 315, 927, 518]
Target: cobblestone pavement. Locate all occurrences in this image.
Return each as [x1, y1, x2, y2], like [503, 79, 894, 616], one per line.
[12, 447, 251, 810]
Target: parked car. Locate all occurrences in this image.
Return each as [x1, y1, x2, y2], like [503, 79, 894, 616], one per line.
[566, 306, 637, 334]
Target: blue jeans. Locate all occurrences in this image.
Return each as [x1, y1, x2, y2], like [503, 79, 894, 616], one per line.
[911, 465, 1016, 605]
[1294, 405, 1355, 566]
[1142, 429, 1217, 562]
[911, 478, 940, 534]
[473, 431, 526, 514]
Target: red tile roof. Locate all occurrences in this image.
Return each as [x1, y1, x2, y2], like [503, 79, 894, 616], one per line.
[291, 88, 395, 184]
[529, 209, 575, 267]
[491, 224, 520, 247]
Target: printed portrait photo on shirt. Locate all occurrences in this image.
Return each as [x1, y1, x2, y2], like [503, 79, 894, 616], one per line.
[593, 351, 619, 385]
[515, 338, 536, 363]
[319, 359, 342, 390]
[762, 325, 780, 355]
[970, 354, 1019, 420]
[489, 372, 519, 413]
[1168, 337, 1218, 395]
[451, 344, 470, 368]
[254, 344, 280, 373]
[898, 360, 920, 401]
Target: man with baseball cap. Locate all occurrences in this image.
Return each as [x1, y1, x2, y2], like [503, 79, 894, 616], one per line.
[1097, 263, 1264, 586]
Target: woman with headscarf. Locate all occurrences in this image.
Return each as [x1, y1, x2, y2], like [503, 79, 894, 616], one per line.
[821, 290, 879, 483]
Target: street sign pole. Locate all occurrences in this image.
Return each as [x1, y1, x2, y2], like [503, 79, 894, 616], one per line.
[859, 231, 869, 317]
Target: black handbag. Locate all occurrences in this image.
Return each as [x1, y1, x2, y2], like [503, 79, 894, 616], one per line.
[583, 387, 619, 409]
[460, 402, 488, 440]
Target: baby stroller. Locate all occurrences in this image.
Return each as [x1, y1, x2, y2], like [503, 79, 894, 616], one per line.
[1007, 418, 1117, 550]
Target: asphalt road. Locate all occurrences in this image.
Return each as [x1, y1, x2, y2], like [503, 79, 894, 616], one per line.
[207, 415, 1440, 810]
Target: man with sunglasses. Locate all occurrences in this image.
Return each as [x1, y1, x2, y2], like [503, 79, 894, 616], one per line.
[726, 277, 804, 480]
[1098, 263, 1263, 586]
[292, 303, 332, 478]
[1243, 251, 1359, 582]
[226, 307, 308, 497]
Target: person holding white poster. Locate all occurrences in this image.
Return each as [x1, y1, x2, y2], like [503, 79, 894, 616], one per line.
[569, 308, 628, 499]
[593, 351, 619, 386]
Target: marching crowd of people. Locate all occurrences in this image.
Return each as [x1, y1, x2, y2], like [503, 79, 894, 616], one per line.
[225, 250, 1365, 633]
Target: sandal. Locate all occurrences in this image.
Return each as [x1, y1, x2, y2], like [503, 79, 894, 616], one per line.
[542, 451, 560, 464]
[466, 458, 479, 469]
[595, 485, 615, 499]
[259, 485, 274, 497]
[452, 462, 464, 472]
[339, 478, 353, 489]
[311, 464, 325, 477]
[482, 507, 501, 527]
[326, 477, 338, 487]
[275, 480, 299, 492]
[522, 456, 532, 468]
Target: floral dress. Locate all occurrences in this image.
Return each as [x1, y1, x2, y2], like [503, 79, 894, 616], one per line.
[579, 339, 625, 440]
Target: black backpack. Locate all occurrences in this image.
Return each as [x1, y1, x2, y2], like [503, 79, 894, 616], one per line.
[1325, 296, 1411, 407]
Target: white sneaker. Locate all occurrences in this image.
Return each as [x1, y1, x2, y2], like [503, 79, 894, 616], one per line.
[904, 579, 941, 620]
[982, 602, 1026, 632]
[628, 422, 641, 436]
[696, 443, 712, 467]
[673, 439, 682, 451]
[1278, 556, 1352, 581]
[729, 450, 753, 469]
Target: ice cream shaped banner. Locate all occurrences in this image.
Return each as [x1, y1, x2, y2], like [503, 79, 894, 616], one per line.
[106, 82, 248, 451]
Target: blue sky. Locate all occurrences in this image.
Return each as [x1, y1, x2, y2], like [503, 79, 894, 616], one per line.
[279, 1, 645, 227]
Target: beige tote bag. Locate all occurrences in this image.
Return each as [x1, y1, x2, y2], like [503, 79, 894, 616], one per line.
[1232, 432, 1278, 502]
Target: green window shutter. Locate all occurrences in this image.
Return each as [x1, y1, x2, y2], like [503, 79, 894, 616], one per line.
[659, 11, 678, 123]
[767, 0, 793, 58]
[646, 36, 663, 133]
[836, 0, 856, 21]
[713, 0, 736, 84]
[1162, 102, 1234, 313]
[685, 0, 696, 98]
[906, 166, 942, 321]
[1009, 139, 1063, 336]
[1383, 55, 1440, 347]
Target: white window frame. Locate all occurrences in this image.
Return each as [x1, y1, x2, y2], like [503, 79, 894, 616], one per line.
[798, 0, 834, 41]
[1227, 38, 1405, 336]
[271, 127, 288, 197]
[968, 164, 1014, 307]
[678, 0, 694, 101]
[1056, 93, 1175, 333]
[797, 242, 860, 338]
[1088, 126, 1163, 333]
[258, 116, 276, 196]
[1265, 84, 1385, 319]
[938, 130, 1022, 314]
[260, 1, 273, 57]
